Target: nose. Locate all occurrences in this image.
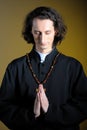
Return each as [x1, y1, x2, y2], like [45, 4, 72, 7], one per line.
[39, 33, 46, 44]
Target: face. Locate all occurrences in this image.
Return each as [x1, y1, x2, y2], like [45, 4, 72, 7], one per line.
[31, 18, 56, 53]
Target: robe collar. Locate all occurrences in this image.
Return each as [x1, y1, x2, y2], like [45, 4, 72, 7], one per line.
[29, 47, 59, 64]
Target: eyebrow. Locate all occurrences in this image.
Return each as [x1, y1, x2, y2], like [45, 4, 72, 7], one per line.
[34, 30, 51, 32]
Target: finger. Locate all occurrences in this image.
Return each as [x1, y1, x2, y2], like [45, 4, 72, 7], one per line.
[38, 84, 45, 93]
[39, 84, 43, 88]
[36, 92, 40, 101]
[39, 84, 43, 91]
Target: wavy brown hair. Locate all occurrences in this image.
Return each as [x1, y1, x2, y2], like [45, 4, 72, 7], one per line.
[22, 6, 67, 46]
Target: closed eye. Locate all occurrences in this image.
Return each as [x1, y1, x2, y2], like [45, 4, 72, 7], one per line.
[34, 30, 41, 35]
[45, 31, 51, 35]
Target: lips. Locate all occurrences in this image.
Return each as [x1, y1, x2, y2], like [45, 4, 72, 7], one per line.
[39, 42, 47, 46]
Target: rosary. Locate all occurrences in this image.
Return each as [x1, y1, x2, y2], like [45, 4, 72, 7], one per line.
[26, 52, 60, 92]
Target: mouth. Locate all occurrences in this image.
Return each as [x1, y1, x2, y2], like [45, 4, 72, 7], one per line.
[39, 42, 47, 46]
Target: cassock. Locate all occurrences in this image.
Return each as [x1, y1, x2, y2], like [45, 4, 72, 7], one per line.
[0, 48, 87, 130]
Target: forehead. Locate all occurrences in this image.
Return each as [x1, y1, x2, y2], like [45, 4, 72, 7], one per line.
[32, 18, 54, 30]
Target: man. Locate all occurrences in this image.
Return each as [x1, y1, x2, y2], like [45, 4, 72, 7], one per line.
[0, 6, 87, 130]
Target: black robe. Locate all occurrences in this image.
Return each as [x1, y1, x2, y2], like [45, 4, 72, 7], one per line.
[0, 48, 87, 130]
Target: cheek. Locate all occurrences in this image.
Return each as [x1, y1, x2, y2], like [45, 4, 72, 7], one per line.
[33, 35, 39, 41]
[48, 34, 55, 41]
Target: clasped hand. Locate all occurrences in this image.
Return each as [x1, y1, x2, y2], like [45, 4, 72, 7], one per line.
[34, 84, 49, 118]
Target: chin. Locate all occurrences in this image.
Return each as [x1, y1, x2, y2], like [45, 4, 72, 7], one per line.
[41, 47, 47, 50]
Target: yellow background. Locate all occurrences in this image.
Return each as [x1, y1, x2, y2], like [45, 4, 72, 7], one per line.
[0, 0, 87, 129]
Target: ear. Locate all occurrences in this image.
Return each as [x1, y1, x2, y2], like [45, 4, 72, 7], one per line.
[55, 29, 58, 36]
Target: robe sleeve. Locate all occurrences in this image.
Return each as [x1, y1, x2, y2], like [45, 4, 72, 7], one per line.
[45, 59, 87, 126]
[0, 62, 36, 129]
